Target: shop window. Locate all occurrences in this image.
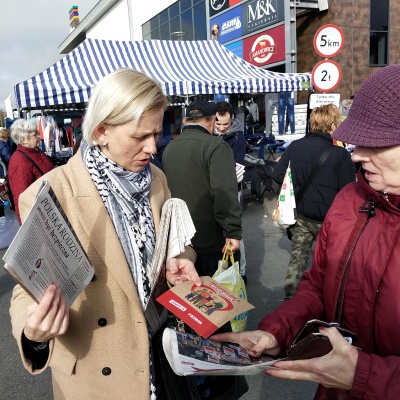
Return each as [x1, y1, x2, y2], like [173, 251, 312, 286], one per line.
[142, 21, 151, 37]
[181, 10, 194, 40]
[170, 17, 181, 36]
[150, 15, 159, 32]
[180, 0, 192, 13]
[369, 0, 389, 66]
[160, 23, 170, 40]
[170, 2, 180, 18]
[160, 9, 169, 25]
[193, 2, 207, 40]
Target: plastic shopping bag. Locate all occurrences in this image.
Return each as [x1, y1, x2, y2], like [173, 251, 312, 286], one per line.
[212, 248, 248, 332]
[272, 162, 297, 229]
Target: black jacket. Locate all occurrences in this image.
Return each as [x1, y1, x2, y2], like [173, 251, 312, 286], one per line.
[162, 124, 242, 254]
[272, 132, 356, 221]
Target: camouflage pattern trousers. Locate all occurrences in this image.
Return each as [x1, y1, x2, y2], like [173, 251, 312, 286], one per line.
[285, 215, 323, 299]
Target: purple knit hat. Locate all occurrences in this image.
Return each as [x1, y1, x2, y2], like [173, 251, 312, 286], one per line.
[333, 64, 400, 147]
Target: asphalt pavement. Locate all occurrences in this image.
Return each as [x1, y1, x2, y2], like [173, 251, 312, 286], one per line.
[0, 184, 317, 399]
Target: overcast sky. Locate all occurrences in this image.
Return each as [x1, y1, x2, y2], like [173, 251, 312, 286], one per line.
[0, 0, 99, 109]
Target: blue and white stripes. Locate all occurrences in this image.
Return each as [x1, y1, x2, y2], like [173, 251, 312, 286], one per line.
[14, 38, 311, 110]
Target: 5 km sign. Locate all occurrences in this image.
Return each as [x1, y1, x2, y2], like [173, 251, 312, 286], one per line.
[313, 24, 344, 58]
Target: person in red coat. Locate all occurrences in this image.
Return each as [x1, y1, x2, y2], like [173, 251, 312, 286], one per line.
[8, 119, 54, 224]
[211, 64, 400, 399]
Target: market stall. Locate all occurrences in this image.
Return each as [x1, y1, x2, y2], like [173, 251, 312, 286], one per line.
[13, 38, 311, 111]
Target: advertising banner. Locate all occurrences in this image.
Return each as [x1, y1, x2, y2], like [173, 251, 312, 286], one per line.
[243, 25, 285, 67]
[210, 6, 242, 43]
[225, 40, 243, 59]
[209, 0, 229, 17]
[242, 0, 284, 36]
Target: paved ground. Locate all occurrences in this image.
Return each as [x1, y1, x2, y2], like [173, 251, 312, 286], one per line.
[0, 186, 317, 399]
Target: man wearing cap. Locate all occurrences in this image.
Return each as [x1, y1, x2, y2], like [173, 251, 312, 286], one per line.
[162, 100, 242, 277]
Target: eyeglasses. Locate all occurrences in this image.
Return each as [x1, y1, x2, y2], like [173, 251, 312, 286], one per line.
[30, 131, 40, 138]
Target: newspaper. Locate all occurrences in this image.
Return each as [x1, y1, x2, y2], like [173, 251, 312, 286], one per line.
[3, 180, 94, 308]
[156, 276, 254, 338]
[162, 328, 278, 376]
[145, 198, 196, 335]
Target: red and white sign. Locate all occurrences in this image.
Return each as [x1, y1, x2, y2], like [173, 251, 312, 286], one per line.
[243, 25, 285, 67]
[312, 60, 342, 92]
[313, 24, 344, 58]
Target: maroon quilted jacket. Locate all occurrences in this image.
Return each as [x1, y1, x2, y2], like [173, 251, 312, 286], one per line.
[8, 145, 54, 224]
[259, 171, 400, 399]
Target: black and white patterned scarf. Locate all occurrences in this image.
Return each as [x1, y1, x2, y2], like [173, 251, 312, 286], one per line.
[81, 139, 155, 310]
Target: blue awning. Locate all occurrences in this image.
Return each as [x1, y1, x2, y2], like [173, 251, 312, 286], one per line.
[14, 38, 311, 110]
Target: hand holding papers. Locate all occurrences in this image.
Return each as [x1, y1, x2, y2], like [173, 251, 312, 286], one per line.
[145, 198, 197, 335]
[3, 180, 94, 308]
[156, 276, 254, 338]
[162, 328, 277, 376]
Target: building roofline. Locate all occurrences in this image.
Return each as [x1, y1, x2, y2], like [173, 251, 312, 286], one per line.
[58, 0, 120, 54]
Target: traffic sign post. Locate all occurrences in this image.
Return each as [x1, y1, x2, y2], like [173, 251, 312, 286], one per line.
[313, 24, 344, 58]
[311, 60, 342, 92]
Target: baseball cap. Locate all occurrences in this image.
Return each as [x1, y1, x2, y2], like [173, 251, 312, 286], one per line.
[186, 100, 217, 119]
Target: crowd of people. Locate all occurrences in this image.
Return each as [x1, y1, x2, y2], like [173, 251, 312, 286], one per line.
[3, 64, 400, 399]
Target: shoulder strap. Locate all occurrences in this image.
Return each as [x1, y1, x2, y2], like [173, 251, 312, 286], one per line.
[296, 146, 333, 204]
[333, 199, 376, 322]
[16, 150, 45, 176]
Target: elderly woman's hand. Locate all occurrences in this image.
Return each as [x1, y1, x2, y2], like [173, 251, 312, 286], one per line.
[265, 327, 359, 390]
[210, 330, 281, 357]
[23, 282, 69, 342]
[166, 258, 202, 286]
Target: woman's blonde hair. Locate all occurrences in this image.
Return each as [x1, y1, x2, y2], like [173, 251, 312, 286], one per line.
[82, 68, 168, 146]
[0, 128, 10, 141]
[309, 103, 342, 134]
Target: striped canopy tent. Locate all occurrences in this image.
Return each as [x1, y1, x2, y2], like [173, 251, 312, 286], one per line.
[13, 38, 311, 110]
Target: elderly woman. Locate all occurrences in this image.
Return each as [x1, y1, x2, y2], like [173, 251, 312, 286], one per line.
[0, 128, 12, 178]
[272, 103, 355, 299]
[212, 64, 400, 399]
[8, 119, 54, 224]
[9, 68, 200, 400]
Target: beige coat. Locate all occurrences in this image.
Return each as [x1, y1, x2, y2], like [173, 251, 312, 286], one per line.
[9, 153, 196, 400]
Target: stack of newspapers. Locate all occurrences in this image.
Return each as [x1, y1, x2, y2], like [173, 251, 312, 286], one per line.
[145, 198, 196, 334]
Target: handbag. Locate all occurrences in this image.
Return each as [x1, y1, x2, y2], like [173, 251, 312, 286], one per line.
[272, 161, 296, 229]
[212, 247, 248, 332]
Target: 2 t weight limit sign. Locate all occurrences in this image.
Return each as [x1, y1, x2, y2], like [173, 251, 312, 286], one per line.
[314, 24, 344, 58]
[312, 60, 342, 92]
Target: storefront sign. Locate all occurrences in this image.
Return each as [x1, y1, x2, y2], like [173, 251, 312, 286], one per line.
[210, 7, 243, 43]
[225, 40, 243, 59]
[242, 0, 284, 36]
[243, 25, 285, 66]
[209, 0, 229, 17]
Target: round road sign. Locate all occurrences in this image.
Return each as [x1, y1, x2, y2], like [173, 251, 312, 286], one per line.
[311, 60, 342, 92]
[313, 24, 344, 58]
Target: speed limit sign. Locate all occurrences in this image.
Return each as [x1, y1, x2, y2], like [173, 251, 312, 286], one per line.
[314, 24, 344, 58]
[311, 60, 342, 92]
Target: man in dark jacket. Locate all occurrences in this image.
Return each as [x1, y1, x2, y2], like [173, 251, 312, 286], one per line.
[272, 104, 356, 299]
[215, 101, 248, 283]
[162, 100, 242, 277]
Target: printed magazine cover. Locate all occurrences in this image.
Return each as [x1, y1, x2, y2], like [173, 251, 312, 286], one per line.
[162, 327, 278, 376]
[156, 276, 254, 338]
